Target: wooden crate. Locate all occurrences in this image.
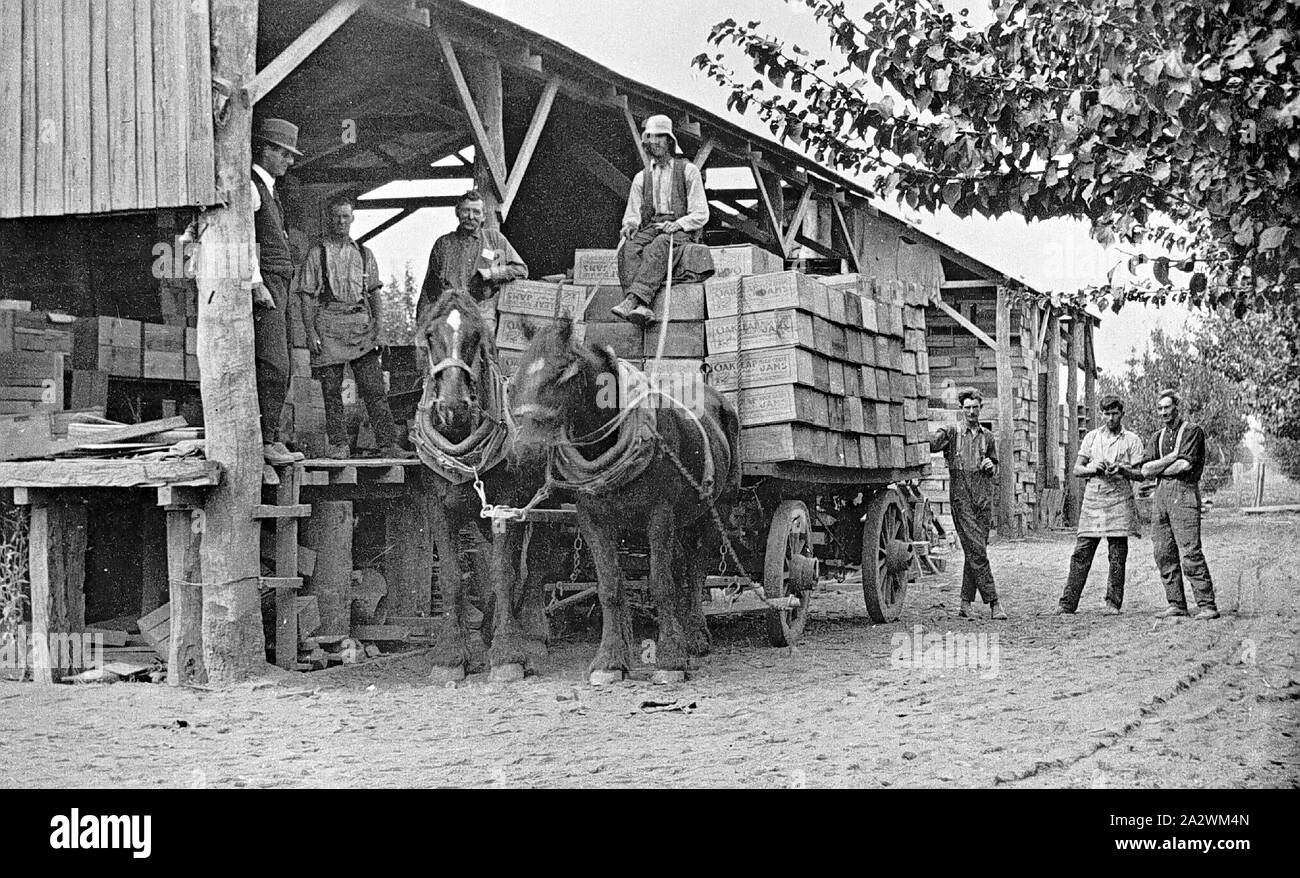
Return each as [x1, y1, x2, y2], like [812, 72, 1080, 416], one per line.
[584, 283, 707, 322]
[708, 270, 830, 319]
[495, 313, 584, 352]
[724, 385, 830, 427]
[0, 310, 76, 355]
[708, 244, 783, 279]
[704, 308, 818, 354]
[73, 317, 142, 378]
[644, 321, 705, 359]
[573, 249, 621, 285]
[583, 322, 642, 359]
[742, 423, 830, 464]
[496, 280, 585, 319]
[704, 346, 827, 392]
[143, 323, 186, 380]
[0, 352, 64, 414]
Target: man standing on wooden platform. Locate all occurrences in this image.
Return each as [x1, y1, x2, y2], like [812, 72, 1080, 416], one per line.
[249, 117, 305, 466]
[611, 115, 713, 325]
[1142, 389, 1219, 620]
[1053, 395, 1145, 616]
[930, 388, 1007, 619]
[295, 195, 409, 460]
[415, 189, 527, 367]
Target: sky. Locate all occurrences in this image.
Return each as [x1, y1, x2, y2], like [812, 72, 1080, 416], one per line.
[352, 0, 1193, 374]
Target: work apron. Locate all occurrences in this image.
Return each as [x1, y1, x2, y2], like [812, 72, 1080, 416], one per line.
[313, 302, 376, 367]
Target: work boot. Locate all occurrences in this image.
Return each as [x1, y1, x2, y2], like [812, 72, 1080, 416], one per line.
[321, 443, 350, 460]
[990, 602, 1008, 620]
[1193, 607, 1221, 621]
[263, 441, 303, 465]
[1051, 605, 1075, 616]
[1154, 605, 1190, 619]
[611, 295, 653, 325]
[958, 601, 974, 619]
[1099, 602, 1121, 615]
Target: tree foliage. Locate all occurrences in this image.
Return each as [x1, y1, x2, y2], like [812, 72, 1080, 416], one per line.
[694, 0, 1299, 312]
[1199, 300, 1300, 438]
[1265, 433, 1300, 481]
[1098, 326, 1250, 490]
[377, 262, 418, 346]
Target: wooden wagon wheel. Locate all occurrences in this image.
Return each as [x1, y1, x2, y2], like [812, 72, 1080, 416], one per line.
[764, 500, 818, 647]
[860, 488, 912, 623]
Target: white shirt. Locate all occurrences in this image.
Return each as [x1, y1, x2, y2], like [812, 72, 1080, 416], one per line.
[622, 157, 709, 232]
[247, 164, 277, 286]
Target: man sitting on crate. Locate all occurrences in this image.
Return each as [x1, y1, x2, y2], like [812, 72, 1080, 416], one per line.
[929, 388, 1008, 620]
[294, 195, 410, 459]
[611, 115, 714, 325]
[416, 189, 528, 368]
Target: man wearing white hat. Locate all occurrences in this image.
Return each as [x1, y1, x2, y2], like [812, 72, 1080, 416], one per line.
[612, 115, 713, 324]
[248, 116, 305, 465]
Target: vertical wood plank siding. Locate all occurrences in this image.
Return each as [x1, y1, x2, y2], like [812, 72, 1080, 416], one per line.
[0, 0, 216, 217]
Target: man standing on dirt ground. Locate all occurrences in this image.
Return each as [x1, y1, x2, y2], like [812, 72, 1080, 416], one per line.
[1053, 395, 1145, 616]
[1142, 389, 1219, 620]
[249, 117, 306, 466]
[294, 195, 411, 460]
[415, 189, 527, 371]
[930, 388, 1007, 619]
[610, 115, 713, 324]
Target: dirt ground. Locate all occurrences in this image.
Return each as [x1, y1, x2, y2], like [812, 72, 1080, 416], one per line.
[2, 509, 1297, 789]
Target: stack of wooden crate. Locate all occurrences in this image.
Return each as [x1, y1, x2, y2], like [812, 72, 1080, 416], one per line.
[703, 263, 931, 471]
[493, 280, 586, 377]
[0, 351, 64, 414]
[0, 306, 77, 357]
[74, 316, 143, 378]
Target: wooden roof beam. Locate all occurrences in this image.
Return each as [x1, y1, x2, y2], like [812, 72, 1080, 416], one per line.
[245, 0, 365, 106]
[434, 27, 507, 200]
[501, 76, 559, 217]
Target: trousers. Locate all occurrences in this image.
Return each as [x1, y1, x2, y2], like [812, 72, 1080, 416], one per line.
[618, 225, 696, 306]
[1059, 536, 1128, 611]
[1152, 479, 1216, 611]
[951, 468, 998, 604]
[253, 271, 292, 443]
[314, 348, 398, 448]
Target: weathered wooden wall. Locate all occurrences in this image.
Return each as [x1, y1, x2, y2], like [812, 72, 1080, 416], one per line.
[0, 0, 216, 219]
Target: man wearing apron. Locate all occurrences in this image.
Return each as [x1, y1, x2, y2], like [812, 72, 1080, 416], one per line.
[294, 196, 406, 459]
[1053, 395, 1145, 615]
[930, 388, 1007, 619]
[1141, 389, 1218, 620]
[415, 189, 528, 370]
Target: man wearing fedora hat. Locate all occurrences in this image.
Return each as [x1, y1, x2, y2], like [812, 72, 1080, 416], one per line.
[248, 117, 304, 465]
[611, 115, 713, 324]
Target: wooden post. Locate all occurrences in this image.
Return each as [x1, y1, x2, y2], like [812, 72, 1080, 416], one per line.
[28, 497, 87, 684]
[994, 286, 1020, 537]
[273, 465, 301, 668]
[1065, 312, 1083, 526]
[195, 0, 267, 682]
[302, 500, 353, 636]
[140, 509, 167, 615]
[383, 487, 435, 617]
[467, 54, 504, 229]
[1255, 462, 1266, 507]
[1043, 306, 1062, 520]
[166, 507, 205, 686]
[1084, 317, 1097, 435]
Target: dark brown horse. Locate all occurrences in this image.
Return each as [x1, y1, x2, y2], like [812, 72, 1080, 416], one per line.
[414, 290, 560, 683]
[509, 319, 741, 684]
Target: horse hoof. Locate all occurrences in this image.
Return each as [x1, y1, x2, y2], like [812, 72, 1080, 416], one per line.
[490, 663, 525, 683]
[428, 664, 466, 684]
[588, 669, 626, 686]
[652, 669, 687, 684]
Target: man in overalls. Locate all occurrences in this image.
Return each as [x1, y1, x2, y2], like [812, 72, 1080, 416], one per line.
[1053, 395, 1146, 615]
[294, 195, 406, 459]
[930, 388, 1007, 619]
[416, 189, 528, 369]
[611, 115, 714, 324]
[1141, 390, 1218, 620]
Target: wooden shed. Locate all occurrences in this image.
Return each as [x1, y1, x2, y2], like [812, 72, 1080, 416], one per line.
[0, 0, 1099, 684]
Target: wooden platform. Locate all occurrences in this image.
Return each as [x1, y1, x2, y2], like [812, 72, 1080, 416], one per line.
[264, 458, 421, 487]
[0, 459, 223, 504]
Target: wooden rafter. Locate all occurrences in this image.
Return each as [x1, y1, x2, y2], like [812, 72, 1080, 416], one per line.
[713, 197, 783, 252]
[747, 153, 786, 257]
[617, 95, 649, 172]
[358, 206, 417, 243]
[354, 194, 462, 210]
[245, 0, 364, 105]
[935, 298, 997, 350]
[693, 136, 717, 169]
[501, 76, 559, 217]
[435, 28, 507, 199]
[831, 198, 862, 272]
[572, 143, 632, 200]
[782, 182, 815, 255]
